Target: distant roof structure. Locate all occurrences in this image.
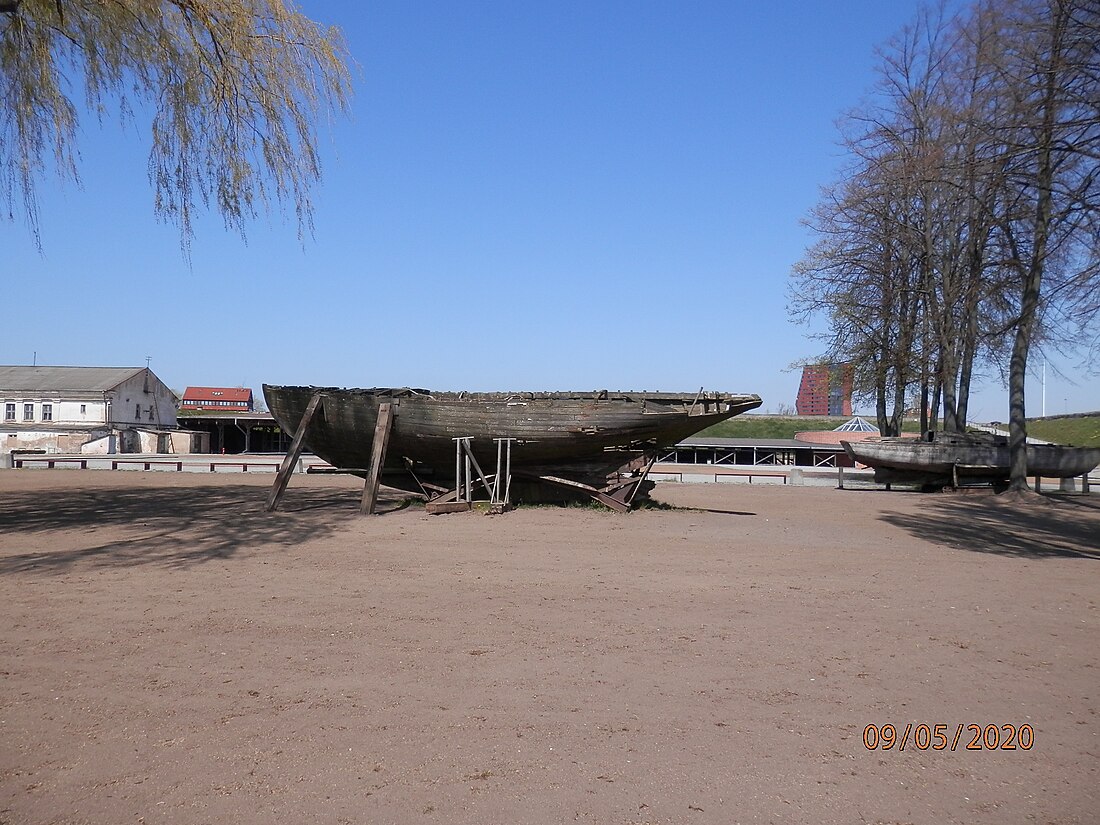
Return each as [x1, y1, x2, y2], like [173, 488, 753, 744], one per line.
[833, 416, 879, 433]
[182, 386, 253, 403]
[0, 365, 146, 392]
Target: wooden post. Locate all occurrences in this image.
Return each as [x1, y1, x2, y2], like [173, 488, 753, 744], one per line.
[361, 402, 395, 515]
[837, 465, 844, 490]
[492, 439, 503, 504]
[624, 454, 658, 507]
[455, 439, 463, 502]
[265, 393, 323, 512]
[460, 439, 493, 496]
[504, 439, 512, 504]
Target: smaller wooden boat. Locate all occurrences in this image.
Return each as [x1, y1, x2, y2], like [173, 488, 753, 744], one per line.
[842, 431, 1100, 488]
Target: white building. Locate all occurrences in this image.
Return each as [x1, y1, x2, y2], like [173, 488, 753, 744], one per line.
[0, 365, 206, 458]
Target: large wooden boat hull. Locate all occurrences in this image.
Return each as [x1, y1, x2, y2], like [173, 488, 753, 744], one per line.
[264, 385, 762, 475]
[842, 437, 1100, 484]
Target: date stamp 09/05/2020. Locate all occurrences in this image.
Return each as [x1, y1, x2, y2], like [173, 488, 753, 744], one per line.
[863, 723, 1035, 752]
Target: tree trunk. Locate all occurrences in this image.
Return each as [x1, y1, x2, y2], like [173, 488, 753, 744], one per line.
[1008, 0, 1063, 493]
[930, 374, 942, 432]
[889, 374, 906, 438]
[956, 234, 985, 430]
[939, 344, 961, 432]
[1007, 277, 1039, 489]
[956, 339, 976, 430]
[875, 361, 890, 436]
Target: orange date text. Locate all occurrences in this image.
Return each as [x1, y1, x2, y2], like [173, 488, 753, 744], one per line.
[862, 723, 1034, 751]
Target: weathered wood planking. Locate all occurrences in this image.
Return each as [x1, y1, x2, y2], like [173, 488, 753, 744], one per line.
[264, 385, 762, 475]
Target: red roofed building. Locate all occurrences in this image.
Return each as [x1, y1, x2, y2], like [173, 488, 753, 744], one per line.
[181, 386, 254, 412]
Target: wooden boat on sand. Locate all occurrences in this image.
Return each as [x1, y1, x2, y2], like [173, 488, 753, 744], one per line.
[264, 384, 762, 508]
[842, 431, 1100, 489]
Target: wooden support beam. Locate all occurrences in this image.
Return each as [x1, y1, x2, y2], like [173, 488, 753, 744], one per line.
[535, 473, 632, 513]
[402, 460, 448, 498]
[426, 500, 472, 515]
[430, 488, 461, 505]
[361, 402, 395, 515]
[460, 439, 494, 495]
[535, 474, 600, 494]
[592, 492, 631, 513]
[265, 393, 323, 512]
[624, 454, 658, 506]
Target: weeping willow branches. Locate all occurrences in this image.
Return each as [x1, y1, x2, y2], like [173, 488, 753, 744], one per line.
[1, 0, 353, 252]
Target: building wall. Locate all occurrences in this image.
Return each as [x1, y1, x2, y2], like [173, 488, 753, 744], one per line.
[78, 429, 209, 454]
[0, 370, 178, 428]
[180, 387, 253, 412]
[170, 430, 210, 453]
[180, 400, 252, 411]
[796, 364, 853, 416]
[56, 399, 108, 424]
[108, 371, 178, 429]
[2, 397, 105, 425]
[794, 429, 877, 445]
[3, 429, 105, 454]
[2, 369, 182, 455]
[795, 366, 829, 416]
[81, 434, 117, 454]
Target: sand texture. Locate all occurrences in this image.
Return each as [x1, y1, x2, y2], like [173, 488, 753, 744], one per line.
[1, 470, 1098, 824]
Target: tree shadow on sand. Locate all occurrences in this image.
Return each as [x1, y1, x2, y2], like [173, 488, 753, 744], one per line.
[0, 484, 410, 575]
[877, 492, 1100, 560]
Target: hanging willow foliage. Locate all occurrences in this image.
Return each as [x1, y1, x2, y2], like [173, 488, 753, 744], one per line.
[1, 0, 353, 251]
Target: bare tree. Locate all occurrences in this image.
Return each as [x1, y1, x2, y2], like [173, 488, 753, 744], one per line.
[791, 0, 1099, 494]
[986, 0, 1100, 490]
[792, 4, 960, 437]
[790, 165, 924, 436]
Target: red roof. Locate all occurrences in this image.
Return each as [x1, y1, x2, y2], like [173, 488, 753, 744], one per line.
[182, 386, 253, 403]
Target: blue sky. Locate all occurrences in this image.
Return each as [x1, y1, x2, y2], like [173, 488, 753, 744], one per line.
[4, 0, 1096, 420]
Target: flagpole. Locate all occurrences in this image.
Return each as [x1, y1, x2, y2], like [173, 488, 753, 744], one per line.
[1042, 359, 1046, 417]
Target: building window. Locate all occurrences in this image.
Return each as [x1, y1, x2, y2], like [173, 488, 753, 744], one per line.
[4, 403, 14, 421]
[23, 403, 34, 421]
[148, 407, 155, 421]
[80, 404, 87, 415]
[136, 403, 141, 419]
[42, 404, 52, 421]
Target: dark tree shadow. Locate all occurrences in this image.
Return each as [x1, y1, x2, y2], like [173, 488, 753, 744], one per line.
[634, 499, 756, 516]
[0, 484, 412, 575]
[878, 493, 1100, 560]
[680, 507, 757, 516]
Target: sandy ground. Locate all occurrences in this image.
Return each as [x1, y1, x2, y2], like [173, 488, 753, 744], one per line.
[0, 470, 1097, 825]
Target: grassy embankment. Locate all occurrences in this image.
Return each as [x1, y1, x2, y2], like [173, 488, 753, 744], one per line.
[698, 415, 918, 439]
[1026, 415, 1100, 447]
[699, 413, 1100, 446]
